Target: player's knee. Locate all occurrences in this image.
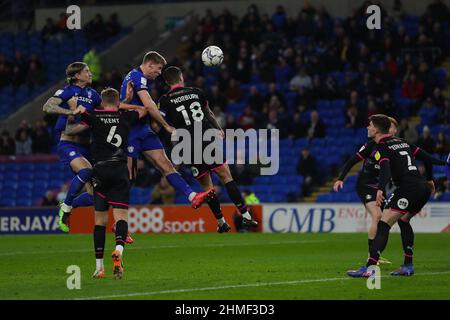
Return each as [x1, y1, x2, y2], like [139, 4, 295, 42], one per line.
[78, 168, 93, 183]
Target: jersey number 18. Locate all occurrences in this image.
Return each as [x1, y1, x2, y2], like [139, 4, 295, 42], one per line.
[176, 101, 204, 126]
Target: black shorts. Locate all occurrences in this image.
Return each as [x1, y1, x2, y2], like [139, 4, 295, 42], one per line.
[356, 183, 378, 204]
[92, 160, 130, 211]
[188, 140, 226, 180]
[191, 161, 227, 180]
[384, 181, 431, 215]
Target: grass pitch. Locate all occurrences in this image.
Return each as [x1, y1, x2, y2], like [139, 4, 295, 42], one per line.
[0, 233, 449, 300]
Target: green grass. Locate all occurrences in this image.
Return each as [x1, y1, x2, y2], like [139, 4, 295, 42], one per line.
[0, 233, 449, 300]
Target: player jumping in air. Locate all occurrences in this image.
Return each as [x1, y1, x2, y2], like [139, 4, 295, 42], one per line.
[158, 66, 258, 232]
[65, 88, 146, 279]
[346, 114, 450, 277]
[43, 62, 99, 233]
[119, 52, 214, 208]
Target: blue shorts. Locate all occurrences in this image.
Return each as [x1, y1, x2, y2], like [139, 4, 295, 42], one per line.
[57, 140, 91, 167]
[127, 125, 163, 158]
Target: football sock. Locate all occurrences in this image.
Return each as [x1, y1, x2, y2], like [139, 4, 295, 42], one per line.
[207, 193, 224, 220]
[115, 220, 128, 255]
[218, 217, 226, 227]
[96, 259, 104, 270]
[73, 192, 93, 208]
[368, 239, 373, 253]
[166, 172, 194, 199]
[94, 225, 106, 262]
[224, 181, 249, 215]
[64, 168, 93, 207]
[367, 221, 391, 267]
[398, 219, 414, 265]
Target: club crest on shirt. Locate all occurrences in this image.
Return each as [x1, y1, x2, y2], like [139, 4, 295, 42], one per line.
[397, 198, 409, 210]
[375, 151, 381, 161]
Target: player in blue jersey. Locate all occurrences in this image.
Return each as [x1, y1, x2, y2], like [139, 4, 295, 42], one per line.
[119, 51, 214, 208]
[43, 62, 100, 232]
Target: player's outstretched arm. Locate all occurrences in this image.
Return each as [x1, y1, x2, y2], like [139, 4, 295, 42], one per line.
[119, 103, 141, 111]
[137, 90, 174, 133]
[43, 97, 74, 115]
[335, 155, 362, 183]
[64, 123, 88, 135]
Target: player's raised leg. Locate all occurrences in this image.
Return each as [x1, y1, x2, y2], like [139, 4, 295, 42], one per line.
[213, 163, 258, 228]
[58, 156, 93, 232]
[142, 149, 214, 208]
[196, 172, 231, 233]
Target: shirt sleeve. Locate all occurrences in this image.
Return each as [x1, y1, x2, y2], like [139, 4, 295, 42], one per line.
[355, 141, 374, 160]
[80, 111, 92, 128]
[53, 87, 73, 103]
[131, 71, 148, 92]
[375, 144, 391, 192]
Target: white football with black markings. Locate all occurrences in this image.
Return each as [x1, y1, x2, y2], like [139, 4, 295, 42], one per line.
[201, 45, 224, 67]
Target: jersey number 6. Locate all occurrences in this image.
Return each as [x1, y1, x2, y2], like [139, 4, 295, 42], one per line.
[106, 125, 122, 147]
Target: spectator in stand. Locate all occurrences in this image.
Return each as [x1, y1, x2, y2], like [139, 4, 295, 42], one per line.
[55, 12, 69, 36]
[207, 85, 227, 110]
[346, 105, 365, 128]
[15, 130, 32, 155]
[289, 67, 312, 91]
[306, 111, 326, 139]
[402, 73, 424, 100]
[15, 120, 32, 141]
[296, 147, 318, 197]
[134, 159, 157, 188]
[416, 125, 436, 154]
[26, 60, 46, 89]
[380, 92, 398, 118]
[439, 98, 450, 124]
[238, 106, 256, 130]
[105, 13, 121, 38]
[0, 54, 11, 87]
[57, 183, 68, 203]
[436, 132, 450, 157]
[83, 47, 102, 85]
[419, 97, 439, 126]
[367, 99, 379, 118]
[0, 130, 15, 155]
[265, 82, 285, 106]
[41, 190, 58, 206]
[288, 111, 306, 139]
[12, 50, 27, 85]
[41, 18, 57, 42]
[272, 5, 287, 31]
[274, 57, 292, 84]
[247, 85, 264, 111]
[213, 106, 226, 129]
[151, 177, 175, 205]
[225, 114, 239, 130]
[32, 120, 51, 154]
[85, 14, 106, 43]
[225, 78, 243, 103]
[427, 0, 450, 22]
[431, 87, 445, 108]
[398, 119, 418, 144]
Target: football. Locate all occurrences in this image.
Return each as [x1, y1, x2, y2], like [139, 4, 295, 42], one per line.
[201, 45, 224, 67]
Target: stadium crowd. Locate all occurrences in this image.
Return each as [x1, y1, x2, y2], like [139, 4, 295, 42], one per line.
[1, 0, 450, 203]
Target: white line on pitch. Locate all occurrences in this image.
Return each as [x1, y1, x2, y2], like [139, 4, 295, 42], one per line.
[74, 271, 450, 300]
[0, 240, 324, 257]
